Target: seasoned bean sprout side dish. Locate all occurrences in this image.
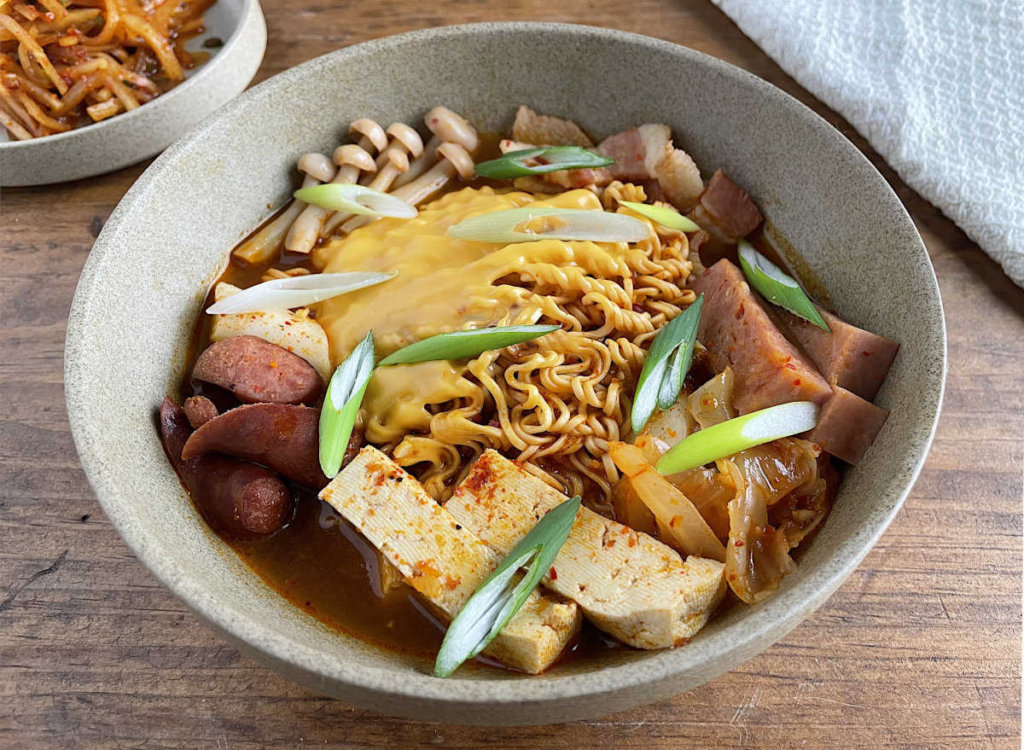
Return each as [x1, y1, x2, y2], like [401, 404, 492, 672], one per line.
[160, 105, 899, 675]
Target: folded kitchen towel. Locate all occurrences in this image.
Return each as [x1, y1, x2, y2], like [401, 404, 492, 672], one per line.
[711, 0, 1024, 286]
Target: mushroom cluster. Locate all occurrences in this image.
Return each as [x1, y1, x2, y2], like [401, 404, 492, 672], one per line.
[232, 107, 479, 266]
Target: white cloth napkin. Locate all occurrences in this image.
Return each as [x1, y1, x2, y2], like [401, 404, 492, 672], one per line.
[711, 0, 1024, 286]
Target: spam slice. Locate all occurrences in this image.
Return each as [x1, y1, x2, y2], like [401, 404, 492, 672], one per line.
[319, 446, 581, 674]
[446, 450, 726, 650]
[689, 170, 763, 263]
[689, 259, 833, 413]
[805, 386, 889, 465]
[773, 305, 899, 401]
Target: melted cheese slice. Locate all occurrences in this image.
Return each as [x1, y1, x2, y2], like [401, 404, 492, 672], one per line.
[313, 186, 630, 443]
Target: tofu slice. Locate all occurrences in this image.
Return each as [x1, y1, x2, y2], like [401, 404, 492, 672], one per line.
[209, 283, 332, 380]
[319, 446, 581, 674]
[446, 450, 727, 650]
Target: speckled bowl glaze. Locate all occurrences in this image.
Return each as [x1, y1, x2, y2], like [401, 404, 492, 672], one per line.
[64, 24, 946, 725]
[0, 0, 265, 187]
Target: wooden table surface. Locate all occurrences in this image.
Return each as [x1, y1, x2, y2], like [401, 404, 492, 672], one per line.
[2, 1, 1021, 747]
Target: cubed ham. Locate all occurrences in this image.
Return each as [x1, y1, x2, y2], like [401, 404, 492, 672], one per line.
[804, 386, 889, 465]
[689, 259, 833, 414]
[772, 306, 899, 401]
[690, 169, 763, 242]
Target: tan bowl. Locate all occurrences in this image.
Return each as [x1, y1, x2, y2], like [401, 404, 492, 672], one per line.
[64, 23, 946, 725]
[0, 0, 266, 187]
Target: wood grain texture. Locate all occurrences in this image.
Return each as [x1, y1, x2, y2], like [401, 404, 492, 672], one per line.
[0, 1, 1020, 747]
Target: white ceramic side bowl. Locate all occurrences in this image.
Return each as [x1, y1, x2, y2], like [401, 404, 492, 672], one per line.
[64, 24, 946, 726]
[0, 0, 266, 187]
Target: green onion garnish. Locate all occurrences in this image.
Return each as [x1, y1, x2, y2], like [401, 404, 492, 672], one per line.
[656, 401, 819, 475]
[631, 295, 704, 432]
[205, 271, 395, 315]
[657, 339, 688, 411]
[618, 200, 700, 232]
[738, 240, 829, 331]
[474, 146, 613, 179]
[447, 207, 649, 244]
[378, 325, 560, 366]
[318, 331, 375, 478]
[294, 183, 417, 219]
[433, 495, 580, 678]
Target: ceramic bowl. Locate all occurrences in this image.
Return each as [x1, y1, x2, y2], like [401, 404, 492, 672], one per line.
[0, 0, 266, 187]
[64, 23, 946, 725]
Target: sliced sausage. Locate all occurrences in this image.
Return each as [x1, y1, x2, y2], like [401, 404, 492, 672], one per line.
[343, 426, 364, 469]
[803, 386, 889, 465]
[201, 465, 293, 536]
[193, 335, 323, 405]
[771, 305, 899, 401]
[159, 398, 292, 540]
[180, 403, 327, 488]
[183, 395, 219, 429]
[689, 259, 833, 413]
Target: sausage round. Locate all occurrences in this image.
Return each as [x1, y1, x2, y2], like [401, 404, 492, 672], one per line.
[180, 402, 327, 488]
[201, 461, 294, 537]
[160, 398, 294, 540]
[183, 395, 219, 428]
[193, 336, 323, 405]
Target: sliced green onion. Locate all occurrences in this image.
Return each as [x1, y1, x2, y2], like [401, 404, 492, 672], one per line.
[632, 295, 704, 432]
[378, 325, 560, 366]
[447, 207, 648, 244]
[474, 146, 613, 179]
[294, 183, 417, 219]
[434, 495, 580, 678]
[657, 339, 687, 411]
[618, 200, 700, 232]
[738, 240, 829, 331]
[318, 331, 375, 478]
[656, 401, 819, 475]
[657, 296, 704, 411]
[206, 271, 395, 314]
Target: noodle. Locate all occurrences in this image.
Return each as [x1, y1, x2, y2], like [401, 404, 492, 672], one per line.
[316, 183, 698, 514]
[0, 0, 215, 140]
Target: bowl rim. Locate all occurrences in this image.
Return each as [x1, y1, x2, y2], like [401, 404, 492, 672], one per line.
[65, 21, 947, 712]
[0, 0, 259, 151]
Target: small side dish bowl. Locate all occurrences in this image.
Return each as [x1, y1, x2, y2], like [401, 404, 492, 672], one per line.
[65, 23, 946, 725]
[0, 0, 266, 187]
